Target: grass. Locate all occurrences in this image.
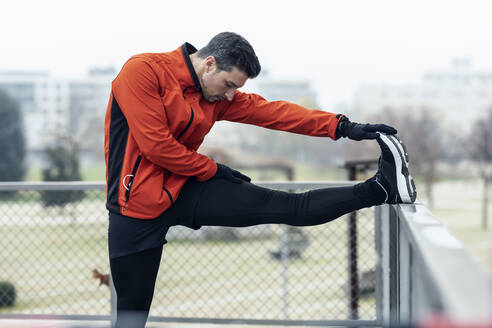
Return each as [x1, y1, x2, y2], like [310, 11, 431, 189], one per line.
[25, 166, 106, 182]
[422, 179, 492, 273]
[24, 164, 347, 183]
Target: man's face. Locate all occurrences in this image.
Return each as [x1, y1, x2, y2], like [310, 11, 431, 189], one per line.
[200, 60, 248, 102]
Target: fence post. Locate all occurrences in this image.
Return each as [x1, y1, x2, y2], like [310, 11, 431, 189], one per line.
[347, 165, 359, 320]
[375, 205, 384, 323]
[280, 224, 289, 320]
[482, 174, 490, 230]
[388, 206, 400, 326]
[343, 159, 378, 321]
[278, 171, 295, 320]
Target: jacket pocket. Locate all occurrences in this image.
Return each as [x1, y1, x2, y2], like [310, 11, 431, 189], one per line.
[162, 186, 174, 205]
[123, 155, 142, 202]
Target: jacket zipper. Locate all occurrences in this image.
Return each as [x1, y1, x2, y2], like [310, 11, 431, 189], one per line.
[124, 155, 142, 204]
[163, 106, 194, 206]
[122, 105, 192, 212]
[177, 106, 194, 140]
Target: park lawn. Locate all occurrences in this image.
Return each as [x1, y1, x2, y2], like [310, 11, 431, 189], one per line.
[25, 163, 348, 183]
[25, 166, 106, 182]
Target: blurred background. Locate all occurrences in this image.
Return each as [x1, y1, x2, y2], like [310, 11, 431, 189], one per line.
[0, 0, 491, 325]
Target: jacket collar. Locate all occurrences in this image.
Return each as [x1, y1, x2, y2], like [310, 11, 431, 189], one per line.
[180, 42, 202, 93]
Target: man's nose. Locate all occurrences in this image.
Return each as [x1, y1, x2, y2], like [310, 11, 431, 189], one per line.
[225, 89, 235, 101]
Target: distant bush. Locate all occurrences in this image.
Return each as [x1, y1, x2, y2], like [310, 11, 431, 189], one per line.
[0, 281, 16, 307]
[41, 137, 85, 206]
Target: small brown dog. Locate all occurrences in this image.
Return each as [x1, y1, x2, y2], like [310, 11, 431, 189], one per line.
[92, 269, 110, 287]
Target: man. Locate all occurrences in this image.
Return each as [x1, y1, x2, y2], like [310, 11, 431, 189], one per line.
[104, 32, 416, 327]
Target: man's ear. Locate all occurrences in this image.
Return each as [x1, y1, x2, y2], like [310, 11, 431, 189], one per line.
[204, 56, 217, 73]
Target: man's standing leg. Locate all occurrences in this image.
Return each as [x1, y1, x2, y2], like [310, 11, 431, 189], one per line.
[110, 245, 163, 328]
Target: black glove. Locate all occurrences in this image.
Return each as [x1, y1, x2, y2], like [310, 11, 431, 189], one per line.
[213, 163, 251, 184]
[336, 117, 397, 141]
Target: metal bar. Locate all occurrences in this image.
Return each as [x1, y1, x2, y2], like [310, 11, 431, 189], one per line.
[0, 181, 357, 191]
[0, 314, 381, 327]
[388, 205, 400, 326]
[348, 211, 359, 320]
[347, 166, 359, 320]
[398, 225, 411, 323]
[280, 224, 290, 319]
[396, 203, 492, 321]
[379, 204, 392, 324]
[374, 205, 384, 323]
[0, 314, 113, 321]
[0, 181, 106, 190]
[146, 317, 382, 326]
[482, 175, 489, 230]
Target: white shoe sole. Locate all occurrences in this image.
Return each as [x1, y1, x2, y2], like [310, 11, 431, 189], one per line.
[379, 134, 417, 203]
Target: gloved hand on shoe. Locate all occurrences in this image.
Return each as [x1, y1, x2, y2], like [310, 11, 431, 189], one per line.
[213, 163, 251, 184]
[336, 116, 397, 141]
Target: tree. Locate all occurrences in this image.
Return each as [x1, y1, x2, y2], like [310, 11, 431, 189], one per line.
[469, 108, 492, 230]
[41, 135, 84, 206]
[0, 88, 26, 182]
[398, 108, 441, 208]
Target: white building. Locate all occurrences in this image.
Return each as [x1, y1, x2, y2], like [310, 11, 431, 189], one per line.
[258, 79, 318, 106]
[0, 68, 115, 166]
[203, 78, 319, 152]
[354, 58, 492, 133]
[68, 67, 115, 164]
[0, 72, 69, 165]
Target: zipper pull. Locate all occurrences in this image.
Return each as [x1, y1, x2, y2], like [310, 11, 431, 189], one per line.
[122, 174, 134, 212]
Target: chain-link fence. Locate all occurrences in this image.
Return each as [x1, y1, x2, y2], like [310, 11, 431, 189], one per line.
[0, 182, 378, 325]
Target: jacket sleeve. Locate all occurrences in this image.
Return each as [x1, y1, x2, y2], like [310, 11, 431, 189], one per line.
[112, 57, 217, 181]
[216, 91, 344, 140]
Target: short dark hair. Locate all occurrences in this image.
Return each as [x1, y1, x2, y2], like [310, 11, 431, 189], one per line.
[197, 32, 261, 78]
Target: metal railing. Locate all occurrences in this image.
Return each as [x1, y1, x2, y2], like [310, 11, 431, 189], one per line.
[1, 182, 490, 327]
[375, 203, 492, 326]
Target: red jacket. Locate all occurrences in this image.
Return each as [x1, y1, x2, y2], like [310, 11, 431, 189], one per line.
[104, 43, 344, 219]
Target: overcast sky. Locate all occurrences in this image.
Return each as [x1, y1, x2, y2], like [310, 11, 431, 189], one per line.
[2, 0, 492, 110]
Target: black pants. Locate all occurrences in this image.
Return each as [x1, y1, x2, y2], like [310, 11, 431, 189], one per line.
[109, 177, 384, 328]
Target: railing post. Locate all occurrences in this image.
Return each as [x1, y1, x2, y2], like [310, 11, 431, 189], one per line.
[388, 205, 400, 326]
[280, 224, 289, 320]
[398, 219, 412, 324]
[482, 174, 490, 230]
[347, 166, 359, 320]
[375, 205, 384, 323]
[343, 159, 377, 321]
[375, 204, 400, 326]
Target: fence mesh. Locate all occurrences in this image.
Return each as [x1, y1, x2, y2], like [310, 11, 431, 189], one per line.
[0, 185, 376, 322]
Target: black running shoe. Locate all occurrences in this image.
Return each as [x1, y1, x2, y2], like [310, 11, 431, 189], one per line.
[375, 134, 417, 204]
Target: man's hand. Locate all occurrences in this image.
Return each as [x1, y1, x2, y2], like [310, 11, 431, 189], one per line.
[336, 118, 397, 141]
[213, 163, 251, 184]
